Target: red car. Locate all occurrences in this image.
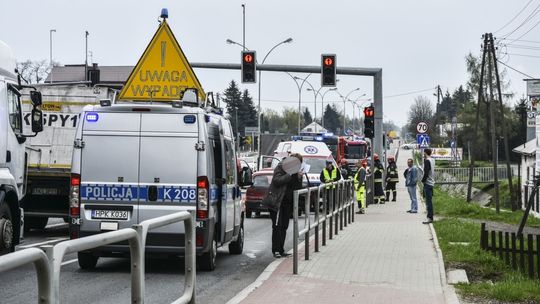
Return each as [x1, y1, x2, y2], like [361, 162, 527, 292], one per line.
[245, 170, 273, 218]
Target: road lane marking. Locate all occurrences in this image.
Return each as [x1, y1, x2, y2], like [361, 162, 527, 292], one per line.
[46, 222, 68, 229]
[18, 237, 68, 249]
[61, 259, 78, 266]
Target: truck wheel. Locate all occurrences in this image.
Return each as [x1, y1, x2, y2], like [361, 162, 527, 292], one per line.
[24, 217, 48, 232]
[198, 235, 217, 271]
[255, 211, 261, 217]
[228, 224, 244, 255]
[78, 252, 98, 269]
[0, 203, 14, 254]
[246, 210, 252, 218]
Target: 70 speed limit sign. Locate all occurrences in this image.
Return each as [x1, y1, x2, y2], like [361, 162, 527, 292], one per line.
[416, 122, 428, 134]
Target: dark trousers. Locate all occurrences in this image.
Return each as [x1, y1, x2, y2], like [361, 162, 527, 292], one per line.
[269, 203, 292, 254]
[424, 184, 434, 220]
[385, 182, 397, 200]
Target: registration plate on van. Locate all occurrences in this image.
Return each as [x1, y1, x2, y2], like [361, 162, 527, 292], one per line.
[91, 210, 128, 220]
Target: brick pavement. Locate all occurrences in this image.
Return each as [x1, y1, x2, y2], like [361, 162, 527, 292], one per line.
[230, 149, 452, 304]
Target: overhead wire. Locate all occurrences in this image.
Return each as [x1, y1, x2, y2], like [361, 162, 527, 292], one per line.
[494, 0, 535, 34]
[501, 2, 540, 38]
[496, 59, 536, 78]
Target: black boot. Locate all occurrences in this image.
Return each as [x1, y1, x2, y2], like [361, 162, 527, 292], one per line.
[385, 192, 390, 201]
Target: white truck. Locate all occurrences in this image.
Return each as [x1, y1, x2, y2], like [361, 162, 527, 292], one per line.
[20, 85, 115, 230]
[0, 40, 44, 253]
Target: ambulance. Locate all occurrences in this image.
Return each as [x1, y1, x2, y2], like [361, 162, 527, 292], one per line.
[69, 92, 245, 271]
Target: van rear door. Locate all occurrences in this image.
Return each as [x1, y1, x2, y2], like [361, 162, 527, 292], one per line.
[79, 112, 141, 233]
[137, 113, 198, 246]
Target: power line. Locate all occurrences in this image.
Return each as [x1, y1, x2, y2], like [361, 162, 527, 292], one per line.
[494, 0, 535, 34]
[501, 2, 540, 38]
[507, 18, 540, 43]
[496, 59, 536, 78]
[499, 37, 540, 44]
[503, 51, 540, 58]
[384, 87, 437, 99]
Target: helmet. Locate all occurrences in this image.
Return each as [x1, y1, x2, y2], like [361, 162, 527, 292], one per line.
[373, 154, 379, 161]
[387, 156, 395, 162]
[340, 159, 348, 165]
[361, 159, 368, 166]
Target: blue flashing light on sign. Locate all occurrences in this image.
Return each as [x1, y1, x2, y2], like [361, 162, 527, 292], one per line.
[85, 112, 99, 122]
[183, 115, 196, 124]
[315, 136, 323, 141]
[323, 132, 334, 137]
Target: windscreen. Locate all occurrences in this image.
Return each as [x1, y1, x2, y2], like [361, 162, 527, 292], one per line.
[253, 175, 272, 187]
[346, 145, 367, 159]
[304, 158, 327, 174]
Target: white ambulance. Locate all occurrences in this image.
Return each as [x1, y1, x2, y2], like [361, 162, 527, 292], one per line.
[69, 95, 244, 270]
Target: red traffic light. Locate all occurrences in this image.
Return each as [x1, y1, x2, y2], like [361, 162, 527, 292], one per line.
[324, 57, 334, 66]
[243, 54, 254, 63]
[363, 107, 374, 117]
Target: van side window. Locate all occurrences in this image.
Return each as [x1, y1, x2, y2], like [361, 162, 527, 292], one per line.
[224, 140, 236, 184]
[7, 86, 23, 134]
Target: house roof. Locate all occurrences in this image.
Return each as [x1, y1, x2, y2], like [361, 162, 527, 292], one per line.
[44, 64, 134, 85]
[301, 122, 327, 133]
[512, 139, 536, 156]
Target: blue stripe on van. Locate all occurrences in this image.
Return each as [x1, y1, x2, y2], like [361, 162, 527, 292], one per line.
[81, 184, 197, 203]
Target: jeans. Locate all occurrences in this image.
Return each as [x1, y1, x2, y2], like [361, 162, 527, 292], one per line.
[423, 184, 434, 220]
[407, 185, 417, 212]
[269, 203, 292, 254]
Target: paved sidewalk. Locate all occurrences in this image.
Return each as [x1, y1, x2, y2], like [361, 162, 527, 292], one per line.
[230, 149, 452, 304]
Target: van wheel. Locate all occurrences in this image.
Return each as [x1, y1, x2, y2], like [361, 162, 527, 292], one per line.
[0, 203, 14, 254]
[78, 252, 98, 269]
[24, 217, 48, 232]
[229, 224, 244, 255]
[246, 210, 252, 218]
[198, 235, 217, 271]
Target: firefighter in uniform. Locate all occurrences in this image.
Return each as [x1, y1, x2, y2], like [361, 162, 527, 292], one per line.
[373, 154, 385, 204]
[354, 159, 368, 214]
[320, 160, 342, 211]
[385, 156, 399, 201]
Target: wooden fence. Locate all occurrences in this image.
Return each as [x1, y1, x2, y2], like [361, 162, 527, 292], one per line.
[480, 223, 540, 279]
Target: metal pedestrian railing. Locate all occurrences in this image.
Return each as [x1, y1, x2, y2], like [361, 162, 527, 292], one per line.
[0, 211, 196, 304]
[292, 179, 355, 274]
[434, 165, 519, 184]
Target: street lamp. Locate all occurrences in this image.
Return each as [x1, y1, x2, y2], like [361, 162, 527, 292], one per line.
[226, 37, 292, 156]
[49, 29, 56, 84]
[339, 88, 360, 134]
[285, 73, 312, 134]
[348, 94, 366, 132]
[319, 88, 338, 128]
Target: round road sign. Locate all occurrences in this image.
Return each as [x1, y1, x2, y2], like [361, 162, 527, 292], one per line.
[416, 122, 428, 134]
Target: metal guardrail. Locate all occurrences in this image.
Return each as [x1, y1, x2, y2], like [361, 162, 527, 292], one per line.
[0, 211, 196, 304]
[292, 179, 355, 274]
[434, 165, 519, 184]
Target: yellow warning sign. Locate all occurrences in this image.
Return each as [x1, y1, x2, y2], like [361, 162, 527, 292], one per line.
[118, 20, 205, 101]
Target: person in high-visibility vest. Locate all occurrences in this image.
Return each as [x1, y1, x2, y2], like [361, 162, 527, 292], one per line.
[320, 160, 342, 212]
[385, 156, 399, 202]
[339, 159, 353, 180]
[373, 154, 385, 204]
[354, 159, 368, 214]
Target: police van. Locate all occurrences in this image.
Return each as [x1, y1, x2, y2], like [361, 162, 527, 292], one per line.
[69, 94, 244, 270]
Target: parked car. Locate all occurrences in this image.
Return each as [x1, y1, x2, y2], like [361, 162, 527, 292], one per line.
[400, 142, 416, 150]
[245, 171, 273, 218]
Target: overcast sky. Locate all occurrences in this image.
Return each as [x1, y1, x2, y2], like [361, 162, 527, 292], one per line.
[1, 0, 539, 127]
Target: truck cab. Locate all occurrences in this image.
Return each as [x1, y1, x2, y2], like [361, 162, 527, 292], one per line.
[0, 40, 44, 254]
[70, 98, 244, 270]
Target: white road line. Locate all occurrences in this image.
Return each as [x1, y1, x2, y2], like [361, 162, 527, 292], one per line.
[61, 259, 78, 266]
[18, 237, 68, 249]
[46, 222, 68, 229]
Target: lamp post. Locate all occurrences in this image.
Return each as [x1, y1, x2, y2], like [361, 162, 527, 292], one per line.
[285, 73, 312, 134]
[49, 29, 56, 84]
[226, 37, 292, 156]
[339, 88, 360, 134]
[348, 94, 366, 132]
[319, 88, 338, 128]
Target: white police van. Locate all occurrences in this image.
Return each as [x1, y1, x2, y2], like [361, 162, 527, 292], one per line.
[69, 96, 244, 270]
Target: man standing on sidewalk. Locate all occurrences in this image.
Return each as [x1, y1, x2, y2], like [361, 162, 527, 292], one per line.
[385, 156, 399, 202]
[421, 149, 435, 224]
[404, 158, 418, 213]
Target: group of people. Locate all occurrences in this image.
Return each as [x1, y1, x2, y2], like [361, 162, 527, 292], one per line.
[264, 148, 436, 258]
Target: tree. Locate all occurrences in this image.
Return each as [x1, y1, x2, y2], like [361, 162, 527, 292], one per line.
[303, 108, 313, 126]
[323, 104, 341, 134]
[407, 96, 434, 136]
[16, 60, 56, 84]
[282, 107, 300, 134]
[221, 80, 257, 138]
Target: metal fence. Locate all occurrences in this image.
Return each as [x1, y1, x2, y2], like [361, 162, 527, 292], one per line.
[434, 165, 519, 184]
[0, 211, 196, 304]
[292, 179, 355, 274]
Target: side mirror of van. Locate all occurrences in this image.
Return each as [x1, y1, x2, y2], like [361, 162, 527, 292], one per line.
[31, 108, 44, 133]
[30, 91, 42, 106]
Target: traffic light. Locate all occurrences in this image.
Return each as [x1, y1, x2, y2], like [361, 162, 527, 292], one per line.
[241, 51, 256, 83]
[321, 54, 336, 87]
[363, 106, 374, 138]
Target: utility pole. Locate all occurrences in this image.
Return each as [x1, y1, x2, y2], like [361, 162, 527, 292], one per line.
[85, 31, 89, 83]
[486, 39, 500, 213]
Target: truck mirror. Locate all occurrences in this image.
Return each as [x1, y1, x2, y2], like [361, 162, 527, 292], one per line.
[31, 108, 44, 133]
[30, 91, 42, 106]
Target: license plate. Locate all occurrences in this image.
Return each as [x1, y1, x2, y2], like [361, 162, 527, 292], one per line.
[91, 210, 128, 220]
[32, 187, 58, 195]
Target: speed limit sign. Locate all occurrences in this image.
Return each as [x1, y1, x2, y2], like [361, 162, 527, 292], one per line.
[416, 122, 428, 134]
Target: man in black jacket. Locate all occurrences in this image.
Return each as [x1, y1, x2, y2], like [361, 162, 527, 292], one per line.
[268, 153, 303, 258]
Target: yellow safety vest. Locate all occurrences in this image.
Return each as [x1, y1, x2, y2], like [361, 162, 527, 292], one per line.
[323, 167, 338, 189]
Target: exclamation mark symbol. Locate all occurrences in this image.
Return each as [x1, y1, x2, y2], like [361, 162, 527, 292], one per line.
[161, 41, 166, 67]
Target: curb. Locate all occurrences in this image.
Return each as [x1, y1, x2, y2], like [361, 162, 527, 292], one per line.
[225, 227, 320, 304]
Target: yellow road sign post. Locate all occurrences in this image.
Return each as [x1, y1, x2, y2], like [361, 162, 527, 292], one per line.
[119, 20, 205, 101]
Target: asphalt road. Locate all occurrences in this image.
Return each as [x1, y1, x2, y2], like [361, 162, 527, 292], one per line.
[0, 213, 305, 304]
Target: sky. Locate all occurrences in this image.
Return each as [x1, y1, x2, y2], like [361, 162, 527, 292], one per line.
[1, 0, 539, 128]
